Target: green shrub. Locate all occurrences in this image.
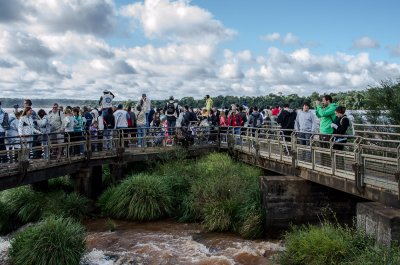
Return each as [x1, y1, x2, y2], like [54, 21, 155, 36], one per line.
[279, 222, 353, 265]
[99, 173, 173, 221]
[278, 221, 400, 265]
[234, 186, 265, 239]
[202, 199, 237, 231]
[9, 215, 86, 265]
[1, 187, 89, 224]
[1, 186, 46, 223]
[48, 176, 73, 192]
[44, 192, 90, 220]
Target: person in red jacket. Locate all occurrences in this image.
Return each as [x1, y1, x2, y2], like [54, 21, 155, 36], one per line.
[227, 105, 242, 144]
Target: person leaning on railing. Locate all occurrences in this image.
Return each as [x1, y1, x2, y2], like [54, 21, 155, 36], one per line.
[330, 106, 349, 151]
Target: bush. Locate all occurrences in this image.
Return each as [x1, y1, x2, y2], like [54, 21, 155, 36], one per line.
[48, 176, 74, 192]
[99, 173, 173, 221]
[1, 186, 46, 223]
[278, 221, 400, 265]
[0, 187, 90, 224]
[44, 192, 90, 220]
[9, 215, 86, 265]
[202, 199, 237, 231]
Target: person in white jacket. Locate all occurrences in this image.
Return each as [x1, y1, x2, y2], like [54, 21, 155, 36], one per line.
[18, 107, 42, 160]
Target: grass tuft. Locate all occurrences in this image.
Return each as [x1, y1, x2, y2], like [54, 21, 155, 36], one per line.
[9, 215, 86, 265]
[99, 173, 173, 221]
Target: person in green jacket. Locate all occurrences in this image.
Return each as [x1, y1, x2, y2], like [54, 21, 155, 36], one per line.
[315, 95, 337, 135]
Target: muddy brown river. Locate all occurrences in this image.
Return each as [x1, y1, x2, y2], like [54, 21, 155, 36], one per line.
[1, 219, 284, 265]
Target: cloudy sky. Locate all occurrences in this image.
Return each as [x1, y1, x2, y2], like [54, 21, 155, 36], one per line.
[1, 0, 400, 101]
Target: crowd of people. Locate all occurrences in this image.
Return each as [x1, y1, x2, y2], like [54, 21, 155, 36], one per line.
[0, 91, 351, 163]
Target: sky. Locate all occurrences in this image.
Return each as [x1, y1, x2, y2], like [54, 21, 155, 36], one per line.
[1, 0, 400, 101]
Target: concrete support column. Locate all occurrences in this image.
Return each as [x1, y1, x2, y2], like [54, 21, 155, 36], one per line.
[261, 175, 361, 233]
[72, 166, 103, 199]
[357, 202, 400, 246]
[109, 163, 127, 183]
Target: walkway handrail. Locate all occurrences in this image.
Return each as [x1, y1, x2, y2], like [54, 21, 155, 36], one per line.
[1, 125, 399, 195]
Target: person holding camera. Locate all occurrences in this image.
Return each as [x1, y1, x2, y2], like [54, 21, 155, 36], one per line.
[99, 89, 115, 117]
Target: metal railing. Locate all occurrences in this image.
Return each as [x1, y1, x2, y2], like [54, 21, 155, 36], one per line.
[1, 125, 399, 196]
[220, 126, 400, 195]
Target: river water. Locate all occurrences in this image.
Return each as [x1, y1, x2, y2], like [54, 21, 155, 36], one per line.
[1, 219, 284, 265]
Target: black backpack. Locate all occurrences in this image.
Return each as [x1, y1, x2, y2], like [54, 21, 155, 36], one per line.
[166, 102, 175, 115]
[1, 112, 10, 130]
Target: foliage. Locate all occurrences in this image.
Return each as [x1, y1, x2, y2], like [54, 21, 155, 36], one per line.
[278, 221, 400, 265]
[44, 192, 90, 220]
[8, 215, 86, 265]
[0, 186, 90, 225]
[48, 175, 74, 192]
[98, 173, 173, 221]
[1, 186, 46, 223]
[97, 152, 265, 238]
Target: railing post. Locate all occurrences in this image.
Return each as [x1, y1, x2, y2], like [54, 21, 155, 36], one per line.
[354, 138, 365, 189]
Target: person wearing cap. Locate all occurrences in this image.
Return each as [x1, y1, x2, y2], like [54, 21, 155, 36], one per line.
[295, 102, 316, 146]
[99, 89, 115, 117]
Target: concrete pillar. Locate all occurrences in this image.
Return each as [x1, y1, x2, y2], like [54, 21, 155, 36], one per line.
[357, 202, 400, 246]
[261, 175, 362, 233]
[71, 166, 103, 199]
[109, 163, 127, 183]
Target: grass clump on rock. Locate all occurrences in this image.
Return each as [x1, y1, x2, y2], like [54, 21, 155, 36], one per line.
[0, 186, 90, 225]
[99, 173, 173, 221]
[8, 215, 86, 265]
[278, 221, 400, 265]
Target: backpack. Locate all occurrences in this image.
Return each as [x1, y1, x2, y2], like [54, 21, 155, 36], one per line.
[1, 111, 10, 130]
[341, 116, 354, 136]
[166, 102, 175, 115]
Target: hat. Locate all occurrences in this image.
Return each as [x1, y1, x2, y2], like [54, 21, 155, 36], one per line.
[169, 96, 174, 100]
[142, 93, 146, 97]
[103, 89, 109, 93]
[117, 104, 123, 109]
[13, 104, 19, 108]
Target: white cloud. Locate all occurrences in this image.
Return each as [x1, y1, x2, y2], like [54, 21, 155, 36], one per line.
[261, 32, 301, 46]
[0, 0, 400, 101]
[260, 32, 280, 42]
[121, 0, 236, 43]
[282, 33, 300, 45]
[353, 36, 380, 49]
[219, 62, 243, 79]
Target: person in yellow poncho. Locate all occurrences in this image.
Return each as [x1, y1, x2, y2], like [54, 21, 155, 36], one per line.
[204, 95, 213, 116]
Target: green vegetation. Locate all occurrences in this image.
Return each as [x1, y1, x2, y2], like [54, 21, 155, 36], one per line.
[9, 215, 86, 265]
[0, 186, 90, 226]
[278, 221, 400, 265]
[98, 152, 265, 238]
[99, 173, 173, 221]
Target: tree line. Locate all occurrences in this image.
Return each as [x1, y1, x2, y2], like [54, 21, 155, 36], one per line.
[1, 80, 399, 124]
